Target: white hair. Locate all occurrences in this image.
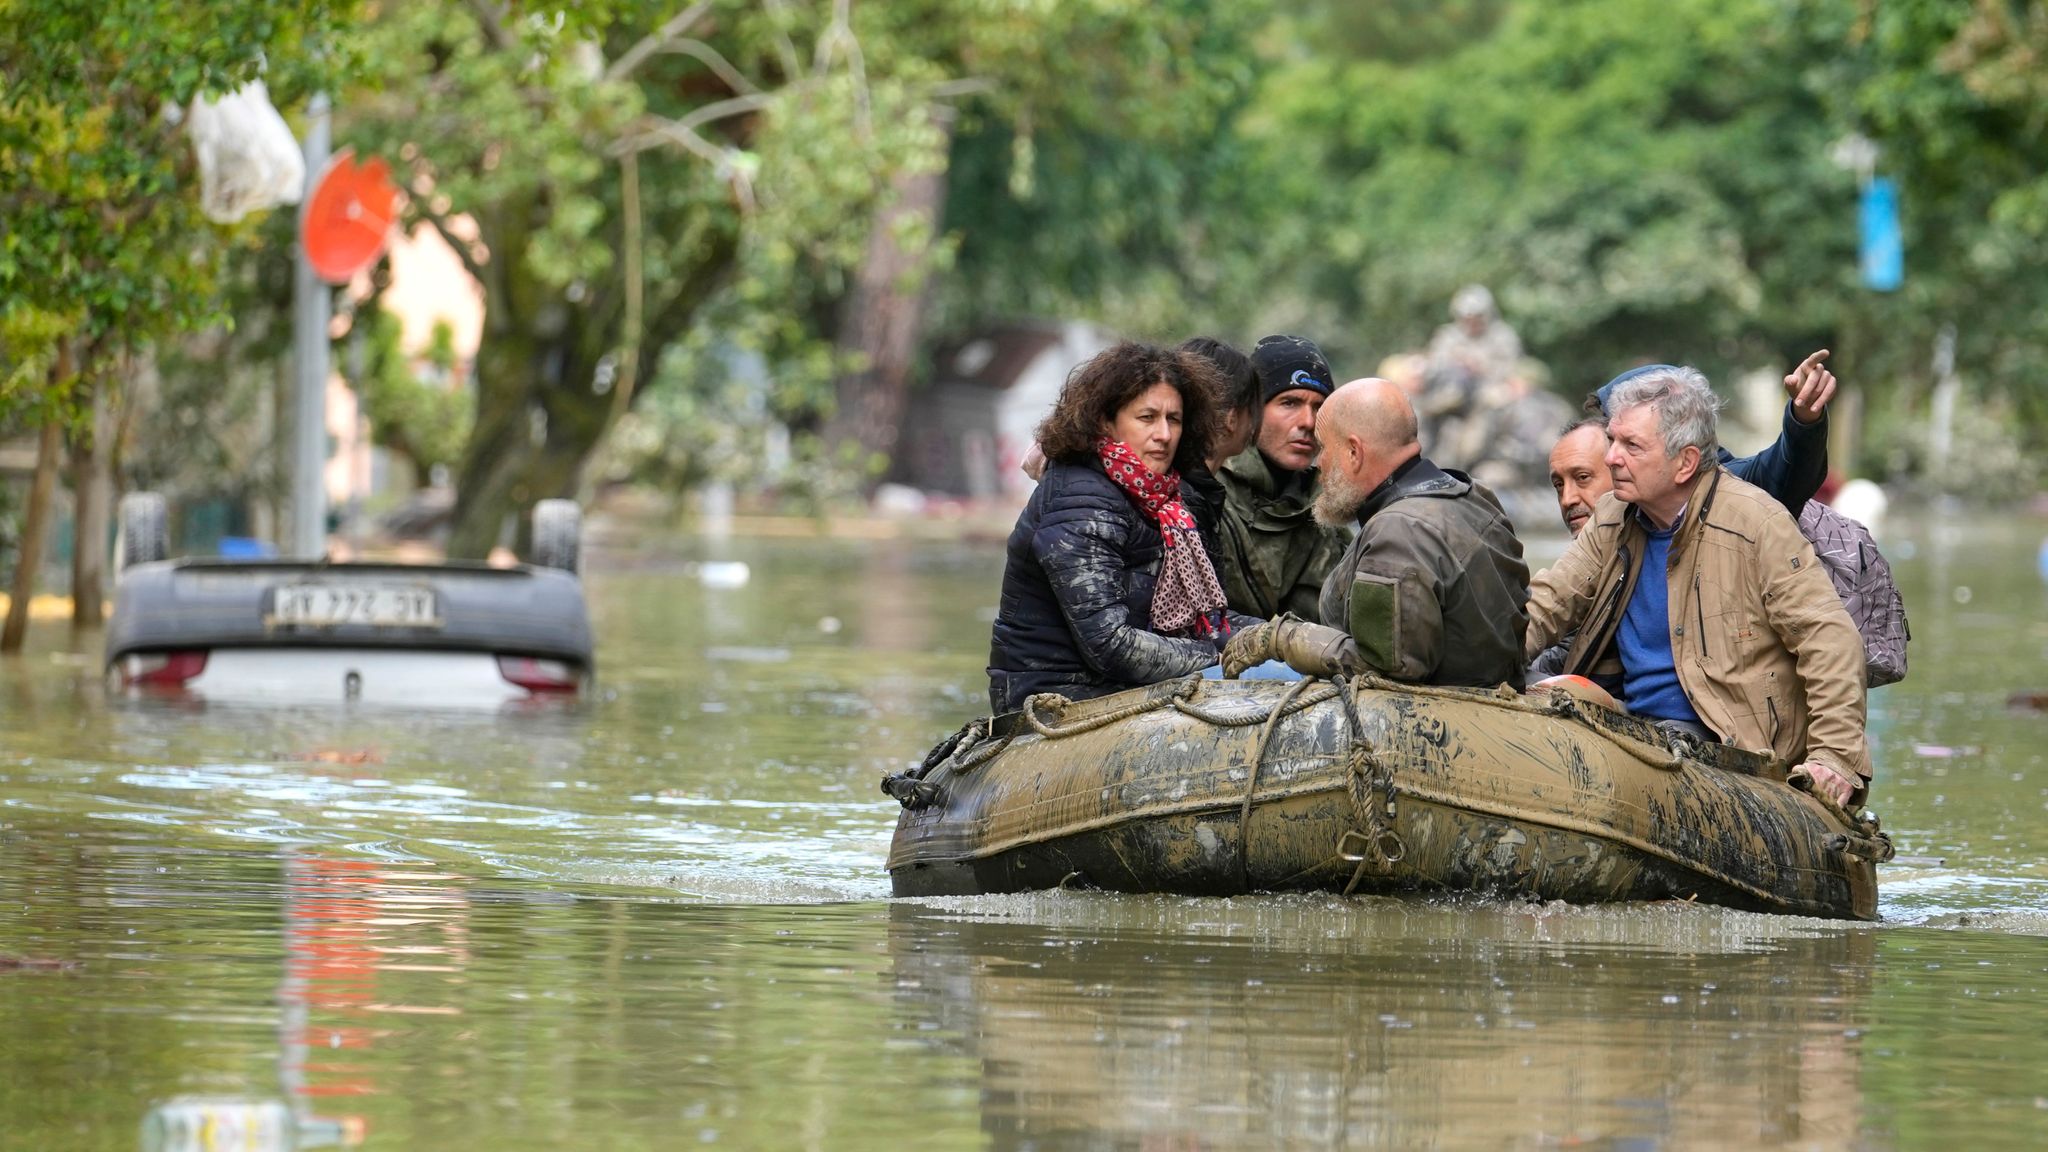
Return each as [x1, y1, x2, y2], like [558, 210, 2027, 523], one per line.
[1606, 365, 1721, 459]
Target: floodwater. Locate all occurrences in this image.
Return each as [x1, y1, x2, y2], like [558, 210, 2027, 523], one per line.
[3, 513, 2046, 1150]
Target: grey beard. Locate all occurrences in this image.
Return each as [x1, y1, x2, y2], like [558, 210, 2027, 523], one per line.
[1313, 468, 1367, 528]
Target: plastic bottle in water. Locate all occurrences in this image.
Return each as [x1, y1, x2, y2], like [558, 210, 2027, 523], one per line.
[141, 1099, 293, 1152]
[141, 1098, 364, 1151]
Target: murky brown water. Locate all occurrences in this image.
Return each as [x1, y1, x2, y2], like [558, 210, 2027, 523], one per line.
[3, 515, 2047, 1150]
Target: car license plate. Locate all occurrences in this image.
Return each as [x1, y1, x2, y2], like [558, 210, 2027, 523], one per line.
[270, 584, 441, 629]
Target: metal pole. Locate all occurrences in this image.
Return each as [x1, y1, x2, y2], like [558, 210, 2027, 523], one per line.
[290, 94, 332, 559]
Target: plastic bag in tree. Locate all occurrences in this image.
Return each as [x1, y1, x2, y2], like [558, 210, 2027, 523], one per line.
[187, 80, 304, 224]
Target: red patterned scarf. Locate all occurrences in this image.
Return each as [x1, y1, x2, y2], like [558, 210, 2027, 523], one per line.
[1096, 437, 1232, 640]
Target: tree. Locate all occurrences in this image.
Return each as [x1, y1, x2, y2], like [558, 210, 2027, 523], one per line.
[341, 1, 956, 555]
[819, 0, 1273, 484]
[0, 0, 355, 648]
[1244, 0, 1864, 394]
[1810, 0, 2048, 466]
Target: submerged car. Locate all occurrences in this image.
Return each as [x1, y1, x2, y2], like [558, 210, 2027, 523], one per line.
[106, 495, 593, 706]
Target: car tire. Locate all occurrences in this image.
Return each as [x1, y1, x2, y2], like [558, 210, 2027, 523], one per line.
[530, 499, 581, 574]
[119, 493, 170, 569]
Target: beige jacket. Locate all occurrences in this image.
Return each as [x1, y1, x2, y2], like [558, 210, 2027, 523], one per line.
[1524, 468, 1872, 783]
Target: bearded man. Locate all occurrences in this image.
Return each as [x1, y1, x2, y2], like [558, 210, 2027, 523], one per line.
[1222, 378, 1529, 688]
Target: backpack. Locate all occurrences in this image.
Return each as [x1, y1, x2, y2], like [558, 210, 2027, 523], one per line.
[1797, 500, 1910, 687]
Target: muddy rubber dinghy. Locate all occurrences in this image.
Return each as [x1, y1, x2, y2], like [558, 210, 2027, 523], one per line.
[883, 676, 1892, 920]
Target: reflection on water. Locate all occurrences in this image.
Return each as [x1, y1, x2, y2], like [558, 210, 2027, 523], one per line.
[891, 896, 1883, 1150]
[2, 518, 2048, 1148]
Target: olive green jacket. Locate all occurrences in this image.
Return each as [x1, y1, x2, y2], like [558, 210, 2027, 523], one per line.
[1316, 457, 1530, 689]
[1215, 448, 1353, 620]
[1524, 468, 1872, 785]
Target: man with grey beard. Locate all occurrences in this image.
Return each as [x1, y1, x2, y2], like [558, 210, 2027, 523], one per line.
[1222, 378, 1529, 688]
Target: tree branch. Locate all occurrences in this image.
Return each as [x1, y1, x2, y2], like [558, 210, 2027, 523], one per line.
[604, 1, 713, 82]
[609, 116, 758, 211]
[674, 92, 773, 135]
[810, 0, 869, 137]
[760, 0, 807, 83]
[416, 205, 492, 293]
[930, 77, 996, 100]
[661, 39, 760, 94]
[464, 0, 514, 52]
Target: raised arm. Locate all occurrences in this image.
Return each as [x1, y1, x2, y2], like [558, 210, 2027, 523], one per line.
[1725, 349, 1835, 514]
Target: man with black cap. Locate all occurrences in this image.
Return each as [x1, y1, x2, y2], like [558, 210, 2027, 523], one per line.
[1212, 335, 1355, 619]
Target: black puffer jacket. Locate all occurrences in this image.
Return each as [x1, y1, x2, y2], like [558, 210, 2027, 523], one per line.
[987, 460, 1224, 712]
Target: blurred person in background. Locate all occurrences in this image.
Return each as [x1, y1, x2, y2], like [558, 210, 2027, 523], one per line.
[1422, 284, 1524, 470]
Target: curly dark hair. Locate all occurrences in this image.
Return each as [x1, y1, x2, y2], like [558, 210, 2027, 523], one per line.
[1036, 341, 1225, 475]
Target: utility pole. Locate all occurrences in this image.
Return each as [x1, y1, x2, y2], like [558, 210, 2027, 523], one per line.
[290, 94, 332, 559]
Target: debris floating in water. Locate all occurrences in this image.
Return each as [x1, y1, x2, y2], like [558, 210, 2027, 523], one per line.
[696, 561, 751, 589]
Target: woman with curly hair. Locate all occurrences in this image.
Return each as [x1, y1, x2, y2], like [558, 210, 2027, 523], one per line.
[986, 341, 1250, 712]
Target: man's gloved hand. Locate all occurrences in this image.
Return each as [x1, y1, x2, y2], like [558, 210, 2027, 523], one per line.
[1222, 614, 1357, 679]
[1221, 618, 1283, 678]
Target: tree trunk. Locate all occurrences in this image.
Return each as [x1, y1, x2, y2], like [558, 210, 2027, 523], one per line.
[443, 194, 740, 559]
[446, 325, 612, 560]
[823, 114, 956, 491]
[70, 380, 115, 627]
[2, 420, 65, 653]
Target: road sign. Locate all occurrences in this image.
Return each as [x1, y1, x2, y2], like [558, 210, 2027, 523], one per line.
[302, 149, 399, 285]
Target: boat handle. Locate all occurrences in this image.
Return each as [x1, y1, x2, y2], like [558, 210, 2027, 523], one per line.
[1337, 828, 1406, 865]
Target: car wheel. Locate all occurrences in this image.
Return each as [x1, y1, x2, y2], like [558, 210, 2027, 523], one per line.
[119, 492, 170, 569]
[530, 499, 581, 574]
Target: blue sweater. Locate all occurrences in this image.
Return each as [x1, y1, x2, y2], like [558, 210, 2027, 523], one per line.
[1616, 522, 1703, 725]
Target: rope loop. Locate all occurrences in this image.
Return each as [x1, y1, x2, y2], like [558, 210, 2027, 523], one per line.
[1332, 675, 1405, 895]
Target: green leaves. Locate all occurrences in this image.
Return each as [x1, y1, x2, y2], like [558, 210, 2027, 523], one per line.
[0, 0, 361, 422]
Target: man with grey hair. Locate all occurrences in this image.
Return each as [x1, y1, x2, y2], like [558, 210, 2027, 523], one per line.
[1221, 378, 1528, 688]
[1524, 366, 1874, 811]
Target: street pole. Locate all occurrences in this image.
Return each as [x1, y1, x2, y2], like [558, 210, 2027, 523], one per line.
[290, 94, 332, 559]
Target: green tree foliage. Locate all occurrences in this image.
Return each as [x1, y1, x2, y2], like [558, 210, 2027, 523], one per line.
[343, 0, 955, 552]
[354, 312, 473, 480]
[342, 0, 1274, 546]
[1247, 0, 1861, 393]
[925, 0, 1270, 343]
[0, 0, 354, 416]
[1237, 0, 2048, 479]
[1813, 0, 2048, 446]
[601, 0, 1272, 504]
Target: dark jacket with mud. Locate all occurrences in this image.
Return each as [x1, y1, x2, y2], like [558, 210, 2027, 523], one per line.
[1523, 467, 1872, 785]
[987, 460, 1225, 712]
[1215, 448, 1353, 619]
[1316, 457, 1531, 689]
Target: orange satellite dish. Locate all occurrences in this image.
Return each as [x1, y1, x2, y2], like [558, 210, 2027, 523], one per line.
[302, 149, 399, 285]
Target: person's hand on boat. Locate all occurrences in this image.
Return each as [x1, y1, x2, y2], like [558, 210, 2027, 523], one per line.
[1784, 349, 1837, 425]
[1791, 760, 1860, 812]
[1221, 614, 1357, 679]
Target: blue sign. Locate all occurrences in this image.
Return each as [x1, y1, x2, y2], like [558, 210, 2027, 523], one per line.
[1860, 176, 1903, 292]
